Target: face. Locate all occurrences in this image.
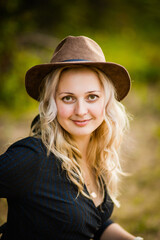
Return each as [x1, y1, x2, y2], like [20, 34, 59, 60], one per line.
[55, 68, 105, 140]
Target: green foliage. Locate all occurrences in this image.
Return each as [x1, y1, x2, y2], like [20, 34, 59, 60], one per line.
[0, 48, 41, 111]
[96, 33, 160, 84]
[0, 0, 159, 112]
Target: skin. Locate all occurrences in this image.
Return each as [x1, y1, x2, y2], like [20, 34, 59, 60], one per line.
[56, 67, 105, 149]
[100, 223, 135, 240]
[55, 67, 136, 240]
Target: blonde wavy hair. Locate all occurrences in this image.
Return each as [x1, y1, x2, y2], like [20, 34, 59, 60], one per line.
[30, 65, 130, 207]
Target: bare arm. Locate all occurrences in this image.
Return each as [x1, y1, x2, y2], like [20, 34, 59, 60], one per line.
[100, 223, 135, 240]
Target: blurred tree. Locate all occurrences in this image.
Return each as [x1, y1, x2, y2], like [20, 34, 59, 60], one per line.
[0, 0, 159, 110]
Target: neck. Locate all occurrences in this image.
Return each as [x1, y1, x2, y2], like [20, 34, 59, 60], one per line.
[73, 135, 90, 161]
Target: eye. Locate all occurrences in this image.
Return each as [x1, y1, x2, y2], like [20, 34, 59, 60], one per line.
[62, 95, 75, 103]
[87, 94, 99, 102]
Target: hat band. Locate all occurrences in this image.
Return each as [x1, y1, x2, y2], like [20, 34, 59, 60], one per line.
[61, 59, 90, 62]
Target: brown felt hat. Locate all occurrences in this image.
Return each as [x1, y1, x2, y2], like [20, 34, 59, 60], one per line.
[25, 35, 131, 101]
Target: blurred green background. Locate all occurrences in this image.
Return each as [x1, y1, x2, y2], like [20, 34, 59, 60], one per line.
[0, 0, 160, 239]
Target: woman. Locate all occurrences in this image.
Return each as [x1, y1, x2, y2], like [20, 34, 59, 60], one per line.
[0, 36, 143, 240]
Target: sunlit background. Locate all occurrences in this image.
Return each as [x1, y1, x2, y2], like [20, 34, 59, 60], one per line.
[0, 0, 160, 239]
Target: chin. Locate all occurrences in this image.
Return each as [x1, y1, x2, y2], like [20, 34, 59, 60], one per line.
[69, 130, 93, 139]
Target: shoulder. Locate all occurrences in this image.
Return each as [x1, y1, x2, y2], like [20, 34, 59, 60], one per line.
[0, 137, 60, 197]
[1, 136, 61, 175]
[0, 137, 47, 171]
[7, 136, 45, 154]
[4, 136, 59, 166]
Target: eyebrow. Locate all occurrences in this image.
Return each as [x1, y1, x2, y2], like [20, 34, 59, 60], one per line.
[57, 90, 101, 96]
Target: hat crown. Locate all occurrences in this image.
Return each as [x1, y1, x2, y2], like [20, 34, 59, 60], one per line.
[50, 36, 106, 63]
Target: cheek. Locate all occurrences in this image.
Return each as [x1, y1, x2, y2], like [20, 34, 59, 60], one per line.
[90, 101, 105, 118]
[94, 108, 104, 119]
[57, 103, 73, 119]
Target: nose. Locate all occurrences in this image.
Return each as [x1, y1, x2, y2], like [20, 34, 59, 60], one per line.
[74, 99, 88, 116]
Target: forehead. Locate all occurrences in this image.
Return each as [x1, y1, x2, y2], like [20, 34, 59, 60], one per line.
[57, 67, 103, 92]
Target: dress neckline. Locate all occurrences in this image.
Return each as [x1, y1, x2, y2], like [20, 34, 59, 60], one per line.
[84, 184, 106, 209]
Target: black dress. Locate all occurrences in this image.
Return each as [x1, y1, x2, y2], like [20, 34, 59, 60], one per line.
[0, 137, 114, 240]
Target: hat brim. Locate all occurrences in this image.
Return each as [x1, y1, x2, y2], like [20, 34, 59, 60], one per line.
[25, 61, 131, 101]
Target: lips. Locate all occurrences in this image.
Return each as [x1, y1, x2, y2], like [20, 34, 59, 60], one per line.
[71, 119, 92, 127]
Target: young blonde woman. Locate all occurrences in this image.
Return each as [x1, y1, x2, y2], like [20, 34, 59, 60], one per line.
[0, 36, 143, 240]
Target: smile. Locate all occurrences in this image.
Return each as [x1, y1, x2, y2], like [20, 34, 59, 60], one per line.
[71, 119, 92, 127]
